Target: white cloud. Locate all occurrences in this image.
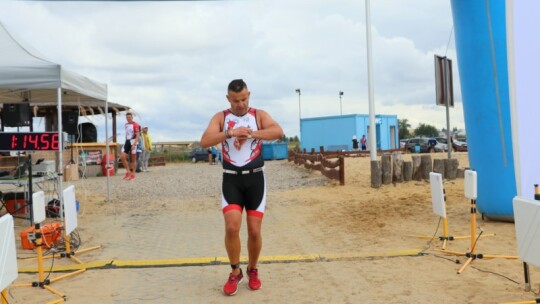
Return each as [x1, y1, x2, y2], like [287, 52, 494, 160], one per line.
[0, 0, 461, 141]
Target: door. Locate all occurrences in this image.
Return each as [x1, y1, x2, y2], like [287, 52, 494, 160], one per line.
[376, 124, 381, 150]
[389, 126, 396, 149]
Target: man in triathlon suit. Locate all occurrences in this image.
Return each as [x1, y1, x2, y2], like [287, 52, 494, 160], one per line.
[120, 112, 141, 181]
[200, 79, 283, 296]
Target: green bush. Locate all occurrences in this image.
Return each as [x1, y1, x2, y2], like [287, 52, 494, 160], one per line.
[155, 151, 190, 163]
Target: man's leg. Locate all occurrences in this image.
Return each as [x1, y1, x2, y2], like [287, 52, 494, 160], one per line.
[142, 151, 150, 171]
[223, 209, 243, 295]
[146, 151, 152, 170]
[246, 216, 262, 269]
[129, 152, 137, 179]
[136, 152, 142, 172]
[141, 151, 145, 171]
[224, 210, 242, 273]
[120, 152, 131, 179]
[120, 152, 128, 170]
[246, 215, 263, 290]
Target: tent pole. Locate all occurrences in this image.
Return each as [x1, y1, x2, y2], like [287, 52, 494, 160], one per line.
[105, 99, 110, 202]
[57, 88, 64, 222]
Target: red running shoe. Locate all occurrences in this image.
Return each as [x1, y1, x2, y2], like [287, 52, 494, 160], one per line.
[247, 267, 261, 290]
[123, 172, 130, 180]
[129, 174, 136, 181]
[223, 269, 243, 296]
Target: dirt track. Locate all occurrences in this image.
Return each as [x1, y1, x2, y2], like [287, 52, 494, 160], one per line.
[6, 155, 539, 303]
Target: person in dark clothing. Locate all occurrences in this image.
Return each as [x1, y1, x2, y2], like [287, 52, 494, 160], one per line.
[352, 135, 359, 151]
[428, 136, 437, 149]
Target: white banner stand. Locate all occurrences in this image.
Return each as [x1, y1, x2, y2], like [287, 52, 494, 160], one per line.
[439, 170, 516, 274]
[410, 172, 469, 249]
[0, 214, 18, 304]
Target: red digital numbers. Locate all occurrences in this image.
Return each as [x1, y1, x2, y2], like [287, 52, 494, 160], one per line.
[40, 133, 50, 150]
[3, 133, 60, 151]
[10, 134, 18, 149]
[26, 134, 39, 149]
[51, 134, 59, 150]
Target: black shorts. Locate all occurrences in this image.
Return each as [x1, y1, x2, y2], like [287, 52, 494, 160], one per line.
[123, 139, 136, 155]
[221, 171, 266, 218]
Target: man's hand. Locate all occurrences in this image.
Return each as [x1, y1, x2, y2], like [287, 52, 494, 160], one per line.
[232, 126, 252, 140]
[231, 127, 252, 150]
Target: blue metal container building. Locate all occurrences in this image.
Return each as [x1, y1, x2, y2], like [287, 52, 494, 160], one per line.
[262, 142, 288, 160]
[300, 114, 399, 152]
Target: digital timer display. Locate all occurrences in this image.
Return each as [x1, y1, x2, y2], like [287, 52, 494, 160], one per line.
[0, 132, 60, 151]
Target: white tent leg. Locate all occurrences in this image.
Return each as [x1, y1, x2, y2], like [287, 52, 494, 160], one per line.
[105, 99, 110, 202]
[57, 88, 64, 221]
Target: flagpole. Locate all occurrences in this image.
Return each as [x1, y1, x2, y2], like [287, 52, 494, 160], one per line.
[365, 0, 377, 160]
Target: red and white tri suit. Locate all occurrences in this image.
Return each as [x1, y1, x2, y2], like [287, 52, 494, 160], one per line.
[221, 108, 266, 218]
[123, 121, 140, 155]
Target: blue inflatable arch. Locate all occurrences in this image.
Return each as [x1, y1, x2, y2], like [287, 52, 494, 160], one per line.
[450, 0, 515, 219]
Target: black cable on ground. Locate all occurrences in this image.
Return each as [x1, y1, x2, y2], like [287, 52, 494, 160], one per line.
[470, 265, 520, 284]
[421, 217, 442, 253]
[43, 251, 56, 283]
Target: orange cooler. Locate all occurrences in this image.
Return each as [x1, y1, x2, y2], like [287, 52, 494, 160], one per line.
[20, 222, 63, 250]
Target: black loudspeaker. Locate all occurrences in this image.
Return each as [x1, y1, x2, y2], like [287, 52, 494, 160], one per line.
[76, 122, 97, 143]
[62, 111, 79, 135]
[2, 103, 30, 127]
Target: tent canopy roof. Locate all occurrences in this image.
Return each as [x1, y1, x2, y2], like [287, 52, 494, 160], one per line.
[0, 21, 130, 116]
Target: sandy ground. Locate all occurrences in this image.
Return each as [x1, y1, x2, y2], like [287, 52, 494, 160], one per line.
[3, 152, 540, 304]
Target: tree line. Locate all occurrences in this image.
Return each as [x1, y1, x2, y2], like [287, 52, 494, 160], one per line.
[398, 118, 461, 139]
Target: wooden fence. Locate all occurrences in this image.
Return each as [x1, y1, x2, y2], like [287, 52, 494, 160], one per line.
[288, 148, 345, 185]
[370, 152, 461, 188]
[118, 155, 166, 168]
[287, 146, 462, 188]
[318, 147, 405, 158]
[153, 141, 195, 153]
[148, 156, 166, 167]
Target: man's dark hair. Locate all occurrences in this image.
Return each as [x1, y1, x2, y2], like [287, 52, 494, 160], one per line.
[228, 79, 247, 92]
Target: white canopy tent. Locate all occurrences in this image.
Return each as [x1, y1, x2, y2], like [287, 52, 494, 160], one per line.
[0, 21, 119, 202]
[0, 22, 107, 102]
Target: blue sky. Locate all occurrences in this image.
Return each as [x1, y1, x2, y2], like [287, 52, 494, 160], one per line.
[0, 0, 463, 142]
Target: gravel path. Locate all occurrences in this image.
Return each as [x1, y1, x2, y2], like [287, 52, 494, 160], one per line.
[69, 160, 329, 205]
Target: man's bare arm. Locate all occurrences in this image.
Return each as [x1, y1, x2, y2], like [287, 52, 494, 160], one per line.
[200, 112, 226, 148]
[251, 109, 283, 140]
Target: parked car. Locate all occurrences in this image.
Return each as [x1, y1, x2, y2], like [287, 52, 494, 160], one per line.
[188, 147, 212, 163]
[435, 137, 446, 144]
[404, 137, 445, 153]
[452, 139, 468, 152]
[189, 147, 222, 163]
[399, 139, 408, 149]
[435, 137, 449, 152]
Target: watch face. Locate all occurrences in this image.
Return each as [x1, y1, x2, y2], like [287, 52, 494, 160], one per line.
[1, 132, 60, 151]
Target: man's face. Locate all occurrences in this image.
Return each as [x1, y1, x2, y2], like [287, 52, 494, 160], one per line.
[226, 88, 250, 116]
[126, 114, 133, 122]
